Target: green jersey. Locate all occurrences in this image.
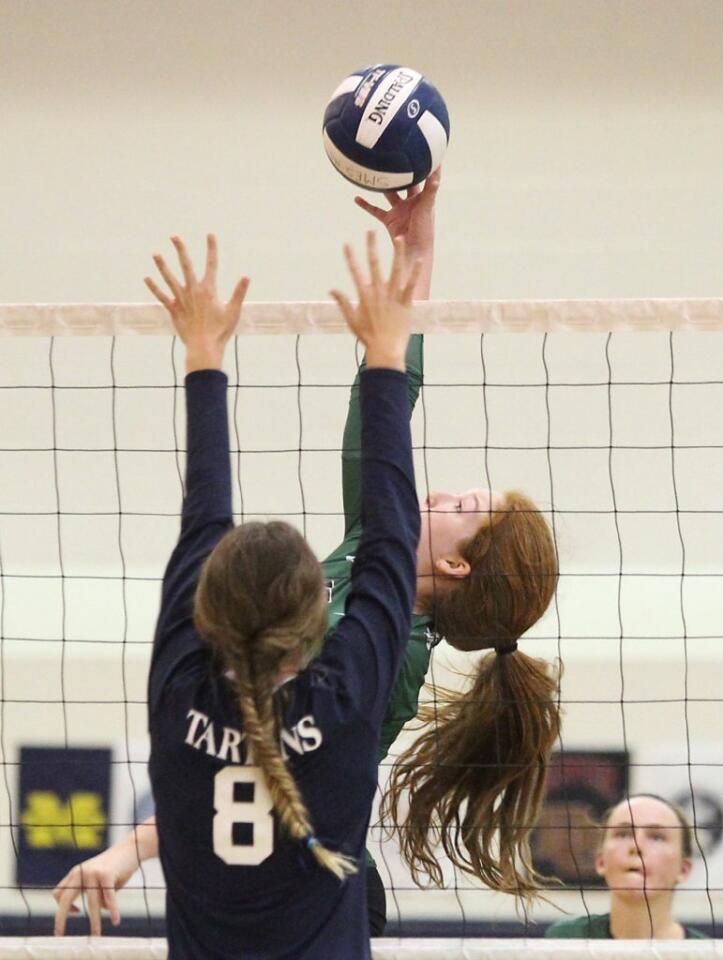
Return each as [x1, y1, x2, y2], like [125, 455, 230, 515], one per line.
[544, 913, 709, 939]
[322, 336, 438, 764]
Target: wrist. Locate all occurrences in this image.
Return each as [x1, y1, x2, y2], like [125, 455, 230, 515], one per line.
[118, 822, 157, 864]
[402, 245, 433, 301]
[185, 344, 225, 373]
[116, 835, 144, 869]
[403, 242, 433, 264]
[134, 820, 159, 861]
[364, 348, 406, 372]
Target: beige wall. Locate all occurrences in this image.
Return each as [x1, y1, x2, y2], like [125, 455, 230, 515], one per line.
[1, 0, 721, 301]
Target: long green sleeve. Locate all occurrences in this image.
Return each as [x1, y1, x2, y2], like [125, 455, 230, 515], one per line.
[340, 336, 424, 536]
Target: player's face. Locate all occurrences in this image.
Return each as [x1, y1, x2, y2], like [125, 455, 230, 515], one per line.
[416, 488, 504, 587]
[595, 796, 691, 902]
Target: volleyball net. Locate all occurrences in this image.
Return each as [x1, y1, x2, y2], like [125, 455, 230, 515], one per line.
[0, 300, 722, 950]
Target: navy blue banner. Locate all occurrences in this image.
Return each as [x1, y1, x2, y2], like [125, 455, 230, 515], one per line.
[16, 746, 111, 888]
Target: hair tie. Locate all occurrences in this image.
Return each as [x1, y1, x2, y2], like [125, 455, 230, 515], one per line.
[496, 641, 518, 656]
[305, 834, 319, 850]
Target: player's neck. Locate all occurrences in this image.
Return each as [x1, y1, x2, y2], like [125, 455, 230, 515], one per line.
[609, 896, 683, 939]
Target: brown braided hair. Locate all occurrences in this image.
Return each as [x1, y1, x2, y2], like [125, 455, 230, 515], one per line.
[194, 520, 356, 879]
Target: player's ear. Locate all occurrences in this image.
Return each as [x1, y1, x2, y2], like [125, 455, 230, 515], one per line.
[677, 858, 693, 884]
[434, 555, 471, 580]
[594, 852, 606, 879]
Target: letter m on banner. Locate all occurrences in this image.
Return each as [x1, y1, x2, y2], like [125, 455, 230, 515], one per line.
[16, 746, 111, 887]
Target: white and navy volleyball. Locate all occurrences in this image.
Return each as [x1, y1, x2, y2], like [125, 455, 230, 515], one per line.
[322, 65, 450, 191]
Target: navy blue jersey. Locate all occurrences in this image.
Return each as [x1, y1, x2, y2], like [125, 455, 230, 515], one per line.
[148, 367, 419, 960]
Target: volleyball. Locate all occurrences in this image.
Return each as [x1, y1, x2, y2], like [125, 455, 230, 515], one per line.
[322, 64, 450, 191]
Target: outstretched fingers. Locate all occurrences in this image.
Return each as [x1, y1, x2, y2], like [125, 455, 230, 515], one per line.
[329, 288, 355, 330]
[386, 236, 406, 297]
[424, 167, 442, 195]
[170, 235, 197, 288]
[387, 236, 421, 304]
[400, 256, 423, 305]
[354, 196, 387, 222]
[342, 242, 367, 301]
[152, 253, 184, 302]
[204, 233, 218, 286]
[229, 275, 251, 314]
[340, 232, 418, 307]
[144, 276, 174, 312]
[145, 236, 250, 362]
[366, 230, 383, 292]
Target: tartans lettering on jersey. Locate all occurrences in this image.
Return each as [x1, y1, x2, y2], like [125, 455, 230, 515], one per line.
[185, 708, 322, 762]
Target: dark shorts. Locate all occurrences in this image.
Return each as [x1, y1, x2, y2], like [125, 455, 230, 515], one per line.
[366, 862, 387, 936]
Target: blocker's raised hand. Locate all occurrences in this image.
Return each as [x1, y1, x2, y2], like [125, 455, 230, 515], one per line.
[145, 234, 250, 372]
[330, 231, 421, 371]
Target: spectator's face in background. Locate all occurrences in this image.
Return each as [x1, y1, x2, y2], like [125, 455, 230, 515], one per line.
[595, 796, 692, 900]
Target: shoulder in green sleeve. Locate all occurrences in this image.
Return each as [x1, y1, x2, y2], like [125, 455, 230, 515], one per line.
[544, 913, 710, 940]
[544, 914, 611, 938]
[376, 613, 437, 763]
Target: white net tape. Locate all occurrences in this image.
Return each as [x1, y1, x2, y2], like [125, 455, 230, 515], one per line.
[0, 299, 721, 335]
[0, 938, 722, 959]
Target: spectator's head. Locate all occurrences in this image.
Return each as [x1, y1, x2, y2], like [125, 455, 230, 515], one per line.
[595, 794, 693, 900]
